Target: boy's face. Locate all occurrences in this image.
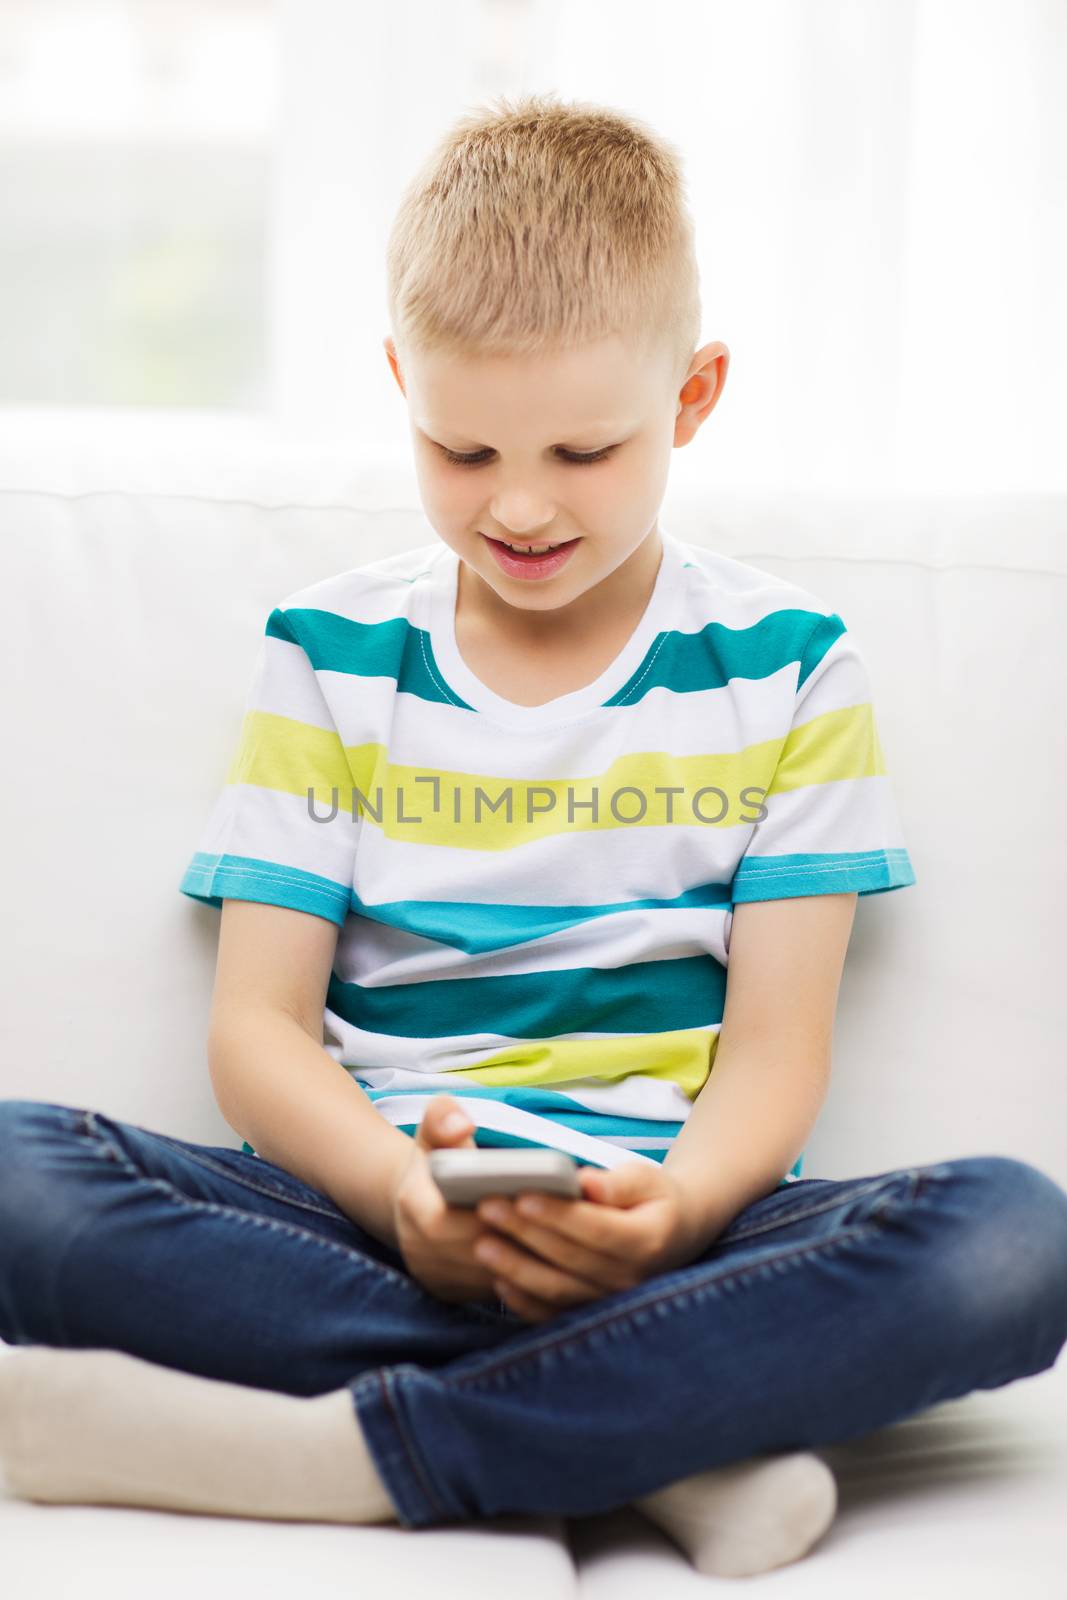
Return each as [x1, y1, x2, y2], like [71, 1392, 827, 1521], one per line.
[383, 330, 728, 624]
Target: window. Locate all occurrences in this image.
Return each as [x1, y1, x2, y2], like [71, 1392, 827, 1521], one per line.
[0, 0, 278, 408]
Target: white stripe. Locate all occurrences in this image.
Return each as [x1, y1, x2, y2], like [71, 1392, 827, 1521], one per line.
[338, 902, 730, 983]
[194, 783, 359, 886]
[331, 666, 799, 777]
[744, 774, 911, 859]
[350, 816, 754, 910]
[364, 1092, 662, 1170]
[341, 1060, 699, 1121]
[252, 635, 340, 729]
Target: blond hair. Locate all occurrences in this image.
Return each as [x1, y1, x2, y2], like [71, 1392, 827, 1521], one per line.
[385, 91, 702, 388]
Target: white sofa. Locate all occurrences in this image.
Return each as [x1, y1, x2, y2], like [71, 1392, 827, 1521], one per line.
[2, 425, 1065, 1595]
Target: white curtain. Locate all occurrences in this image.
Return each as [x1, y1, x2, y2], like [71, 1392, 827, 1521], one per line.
[2, 0, 1064, 494]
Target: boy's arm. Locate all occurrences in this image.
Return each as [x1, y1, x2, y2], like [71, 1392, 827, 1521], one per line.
[662, 892, 859, 1254]
[210, 1007, 414, 1252]
[207, 900, 414, 1252]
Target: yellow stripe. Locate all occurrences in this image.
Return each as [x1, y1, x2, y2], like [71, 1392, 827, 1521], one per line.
[445, 1028, 719, 1101]
[344, 742, 783, 850]
[226, 711, 354, 801]
[765, 702, 886, 798]
[226, 701, 882, 850]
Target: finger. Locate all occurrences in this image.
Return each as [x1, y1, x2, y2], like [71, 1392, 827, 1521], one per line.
[493, 1277, 559, 1325]
[493, 1262, 596, 1323]
[474, 1231, 605, 1308]
[580, 1160, 658, 1209]
[476, 1202, 635, 1289]
[416, 1095, 477, 1152]
[483, 1190, 639, 1261]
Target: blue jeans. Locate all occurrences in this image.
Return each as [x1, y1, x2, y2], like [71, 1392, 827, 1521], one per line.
[2, 1098, 1066, 1529]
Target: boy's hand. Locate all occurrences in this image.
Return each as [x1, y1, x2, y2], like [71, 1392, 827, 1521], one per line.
[389, 1096, 500, 1307]
[471, 1160, 709, 1324]
[389, 1096, 610, 1310]
[390, 1096, 709, 1323]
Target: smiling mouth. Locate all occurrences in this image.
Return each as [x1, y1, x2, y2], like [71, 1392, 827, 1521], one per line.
[485, 535, 579, 553]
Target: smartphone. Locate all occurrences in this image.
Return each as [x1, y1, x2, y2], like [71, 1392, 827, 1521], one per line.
[428, 1147, 583, 1207]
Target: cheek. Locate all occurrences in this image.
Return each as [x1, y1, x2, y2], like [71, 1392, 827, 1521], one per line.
[619, 449, 671, 519]
[580, 463, 648, 521]
[419, 463, 475, 521]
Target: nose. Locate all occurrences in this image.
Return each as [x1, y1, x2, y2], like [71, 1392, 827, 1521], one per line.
[489, 493, 557, 537]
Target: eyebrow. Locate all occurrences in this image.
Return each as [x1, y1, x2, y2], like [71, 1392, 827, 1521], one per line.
[420, 421, 636, 450]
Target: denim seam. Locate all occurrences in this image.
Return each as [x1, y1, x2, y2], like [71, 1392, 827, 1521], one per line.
[141, 1133, 348, 1223]
[347, 1368, 448, 1526]
[908, 1166, 955, 1204]
[445, 1169, 925, 1393]
[44, 1113, 124, 1343]
[449, 1222, 882, 1393]
[381, 1366, 451, 1520]
[93, 1128, 618, 1333]
[717, 1171, 922, 1244]
[78, 1110, 428, 1301]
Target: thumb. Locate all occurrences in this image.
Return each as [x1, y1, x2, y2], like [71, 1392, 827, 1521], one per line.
[415, 1094, 477, 1152]
[581, 1159, 654, 1207]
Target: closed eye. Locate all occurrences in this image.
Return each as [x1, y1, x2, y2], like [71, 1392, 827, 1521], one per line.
[436, 444, 618, 468]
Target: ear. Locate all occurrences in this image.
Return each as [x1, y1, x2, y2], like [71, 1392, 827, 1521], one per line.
[674, 341, 730, 446]
[383, 336, 406, 396]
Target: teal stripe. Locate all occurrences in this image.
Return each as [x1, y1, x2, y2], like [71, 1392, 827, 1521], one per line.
[179, 852, 351, 926]
[732, 847, 916, 900]
[356, 1082, 686, 1140]
[353, 877, 732, 955]
[270, 605, 841, 712]
[604, 610, 842, 707]
[267, 607, 476, 710]
[326, 952, 726, 1039]
[356, 1082, 617, 1113]
[796, 612, 847, 690]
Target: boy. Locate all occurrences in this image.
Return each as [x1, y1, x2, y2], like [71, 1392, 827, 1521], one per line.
[0, 93, 925, 1576]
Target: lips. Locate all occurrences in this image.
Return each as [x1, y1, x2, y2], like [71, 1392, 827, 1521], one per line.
[487, 536, 574, 552]
[481, 533, 581, 580]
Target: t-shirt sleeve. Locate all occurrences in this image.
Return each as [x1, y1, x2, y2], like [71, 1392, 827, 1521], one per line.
[730, 610, 917, 903]
[179, 605, 358, 927]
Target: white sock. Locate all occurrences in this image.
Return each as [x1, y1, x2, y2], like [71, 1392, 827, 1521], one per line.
[0, 1346, 397, 1524]
[632, 1449, 837, 1578]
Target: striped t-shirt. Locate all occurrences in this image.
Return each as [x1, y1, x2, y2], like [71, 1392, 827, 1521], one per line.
[180, 529, 916, 1183]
